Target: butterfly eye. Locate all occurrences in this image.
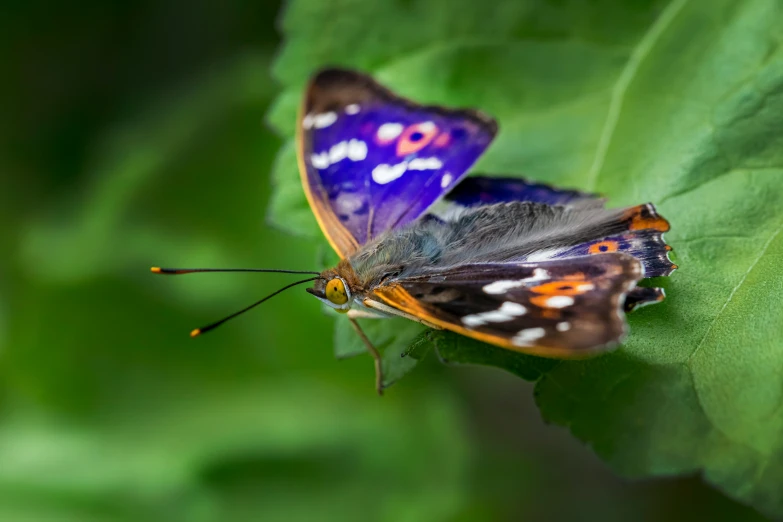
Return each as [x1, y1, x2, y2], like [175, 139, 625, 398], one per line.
[326, 278, 349, 305]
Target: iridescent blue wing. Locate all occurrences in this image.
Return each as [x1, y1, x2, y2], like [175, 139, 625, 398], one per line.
[445, 175, 603, 207]
[297, 68, 497, 257]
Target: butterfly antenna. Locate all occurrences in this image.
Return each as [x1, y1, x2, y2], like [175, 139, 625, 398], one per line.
[151, 267, 321, 276]
[189, 277, 320, 337]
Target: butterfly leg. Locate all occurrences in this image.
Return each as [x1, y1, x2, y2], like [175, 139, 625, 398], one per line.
[348, 317, 384, 396]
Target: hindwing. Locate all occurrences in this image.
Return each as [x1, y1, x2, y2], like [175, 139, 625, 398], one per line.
[368, 254, 643, 357]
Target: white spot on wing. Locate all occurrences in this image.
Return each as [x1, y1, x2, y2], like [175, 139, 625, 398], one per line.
[484, 269, 553, 295]
[313, 112, 338, 129]
[372, 162, 408, 184]
[345, 104, 360, 115]
[419, 121, 436, 132]
[461, 315, 485, 327]
[348, 139, 367, 161]
[545, 296, 575, 308]
[512, 327, 545, 346]
[302, 114, 314, 130]
[524, 268, 550, 282]
[377, 123, 404, 141]
[467, 311, 507, 325]
[525, 249, 565, 262]
[461, 301, 527, 327]
[328, 141, 348, 164]
[556, 322, 571, 332]
[441, 172, 453, 188]
[335, 193, 365, 213]
[499, 302, 527, 315]
[483, 280, 524, 294]
[408, 157, 444, 170]
[310, 152, 329, 169]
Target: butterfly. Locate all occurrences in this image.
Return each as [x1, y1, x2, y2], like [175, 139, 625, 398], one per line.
[153, 68, 676, 394]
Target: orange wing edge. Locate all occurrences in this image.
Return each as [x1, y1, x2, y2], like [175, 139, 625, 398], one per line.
[371, 285, 615, 359]
[296, 82, 360, 259]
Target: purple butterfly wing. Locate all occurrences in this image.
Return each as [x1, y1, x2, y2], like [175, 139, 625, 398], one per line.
[298, 68, 497, 257]
[445, 175, 602, 207]
[541, 203, 676, 279]
[442, 177, 673, 307]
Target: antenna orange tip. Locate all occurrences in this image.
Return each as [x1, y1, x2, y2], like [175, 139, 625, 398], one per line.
[190, 329, 202, 338]
[150, 267, 162, 273]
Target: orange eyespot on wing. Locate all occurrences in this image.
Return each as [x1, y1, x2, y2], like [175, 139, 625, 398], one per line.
[396, 122, 439, 156]
[541, 201, 675, 281]
[369, 254, 644, 358]
[297, 68, 497, 256]
[588, 240, 619, 254]
[529, 294, 590, 311]
[530, 280, 595, 296]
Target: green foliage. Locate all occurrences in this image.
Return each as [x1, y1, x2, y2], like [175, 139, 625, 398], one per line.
[267, 0, 783, 517]
[333, 317, 427, 388]
[2, 50, 473, 521]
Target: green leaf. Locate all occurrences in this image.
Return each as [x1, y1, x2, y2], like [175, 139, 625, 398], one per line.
[19, 53, 279, 287]
[427, 330, 558, 382]
[267, 140, 321, 238]
[334, 318, 427, 388]
[3, 47, 474, 521]
[0, 382, 470, 522]
[268, 0, 783, 516]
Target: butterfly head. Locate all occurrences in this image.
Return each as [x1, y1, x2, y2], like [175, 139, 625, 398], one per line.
[307, 275, 354, 313]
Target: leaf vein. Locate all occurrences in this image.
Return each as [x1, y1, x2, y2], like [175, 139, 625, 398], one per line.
[687, 222, 783, 362]
[659, 166, 783, 204]
[584, 0, 689, 191]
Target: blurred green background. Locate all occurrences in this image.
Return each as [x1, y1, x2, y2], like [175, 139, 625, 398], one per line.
[0, 1, 773, 521]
